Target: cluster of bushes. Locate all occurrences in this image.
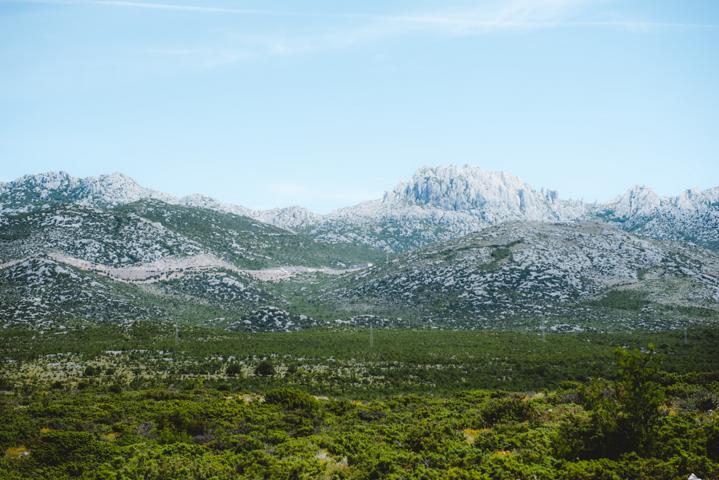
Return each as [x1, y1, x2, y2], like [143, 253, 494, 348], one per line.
[1, 347, 717, 479]
[4, 325, 719, 397]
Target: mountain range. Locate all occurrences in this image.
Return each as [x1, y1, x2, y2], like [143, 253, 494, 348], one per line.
[1, 166, 717, 331]
[4, 166, 717, 252]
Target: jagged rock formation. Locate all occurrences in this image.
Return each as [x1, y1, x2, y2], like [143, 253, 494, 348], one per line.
[385, 165, 581, 219]
[301, 165, 587, 251]
[0, 171, 174, 213]
[597, 185, 719, 250]
[3, 168, 717, 252]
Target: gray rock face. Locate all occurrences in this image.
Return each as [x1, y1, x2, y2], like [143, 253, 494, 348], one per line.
[318, 222, 719, 330]
[597, 185, 719, 250]
[301, 166, 718, 252]
[385, 165, 579, 220]
[0, 171, 174, 213]
[3, 168, 716, 252]
[1, 167, 718, 331]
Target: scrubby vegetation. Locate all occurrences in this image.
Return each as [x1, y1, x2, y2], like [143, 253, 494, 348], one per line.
[1, 325, 718, 479]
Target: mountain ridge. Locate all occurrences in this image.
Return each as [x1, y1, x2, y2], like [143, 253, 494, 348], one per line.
[5, 167, 716, 220]
[2, 167, 718, 253]
[2, 169, 719, 331]
[316, 221, 719, 330]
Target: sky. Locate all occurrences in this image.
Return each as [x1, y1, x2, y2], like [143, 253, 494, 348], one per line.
[1, 0, 718, 213]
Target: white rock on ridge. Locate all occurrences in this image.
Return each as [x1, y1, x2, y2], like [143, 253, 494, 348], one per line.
[303, 165, 588, 251]
[384, 165, 584, 221]
[599, 185, 719, 249]
[604, 185, 661, 219]
[75, 172, 176, 206]
[2, 167, 717, 252]
[603, 185, 719, 221]
[0, 171, 318, 232]
[0, 171, 173, 213]
[319, 221, 719, 329]
[253, 206, 321, 232]
[306, 166, 717, 251]
[178, 193, 254, 218]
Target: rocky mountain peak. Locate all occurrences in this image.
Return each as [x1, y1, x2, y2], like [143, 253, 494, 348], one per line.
[608, 185, 661, 219]
[77, 172, 174, 206]
[5, 170, 75, 192]
[383, 164, 578, 222]
[0, 171, 79, 212]
[254, 206, 321, 231]
[0, 171, 174, 211]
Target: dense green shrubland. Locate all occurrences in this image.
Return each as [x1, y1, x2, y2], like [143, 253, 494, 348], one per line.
[1, 325, 718, 479]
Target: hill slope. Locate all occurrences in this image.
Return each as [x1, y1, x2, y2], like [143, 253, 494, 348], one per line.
[318, 222, 719, 330]
[0, 200, 380, 269]
[2, 169, 718, 331]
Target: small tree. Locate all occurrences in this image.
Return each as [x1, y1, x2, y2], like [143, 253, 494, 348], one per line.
[557, 345, 666, 459]
[226, 363, 242, 377]
[615, 345, 665, 453]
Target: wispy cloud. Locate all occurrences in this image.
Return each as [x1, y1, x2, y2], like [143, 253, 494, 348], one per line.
[7, 0, 719, 67]
[2, 0, 595, 26]
[138, 0, 592, 66]
[1, 0, 371, 18]
[10, 0, 718, 31]
[391, 0, 719, 34]
[396, 0, 588, 33]
[83, 0, 263, 14]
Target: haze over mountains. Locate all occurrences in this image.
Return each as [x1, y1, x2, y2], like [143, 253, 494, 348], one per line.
[1, 166, 718, 331]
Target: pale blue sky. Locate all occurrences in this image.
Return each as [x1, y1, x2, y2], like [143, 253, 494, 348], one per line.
[1, 0, 718, 212]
